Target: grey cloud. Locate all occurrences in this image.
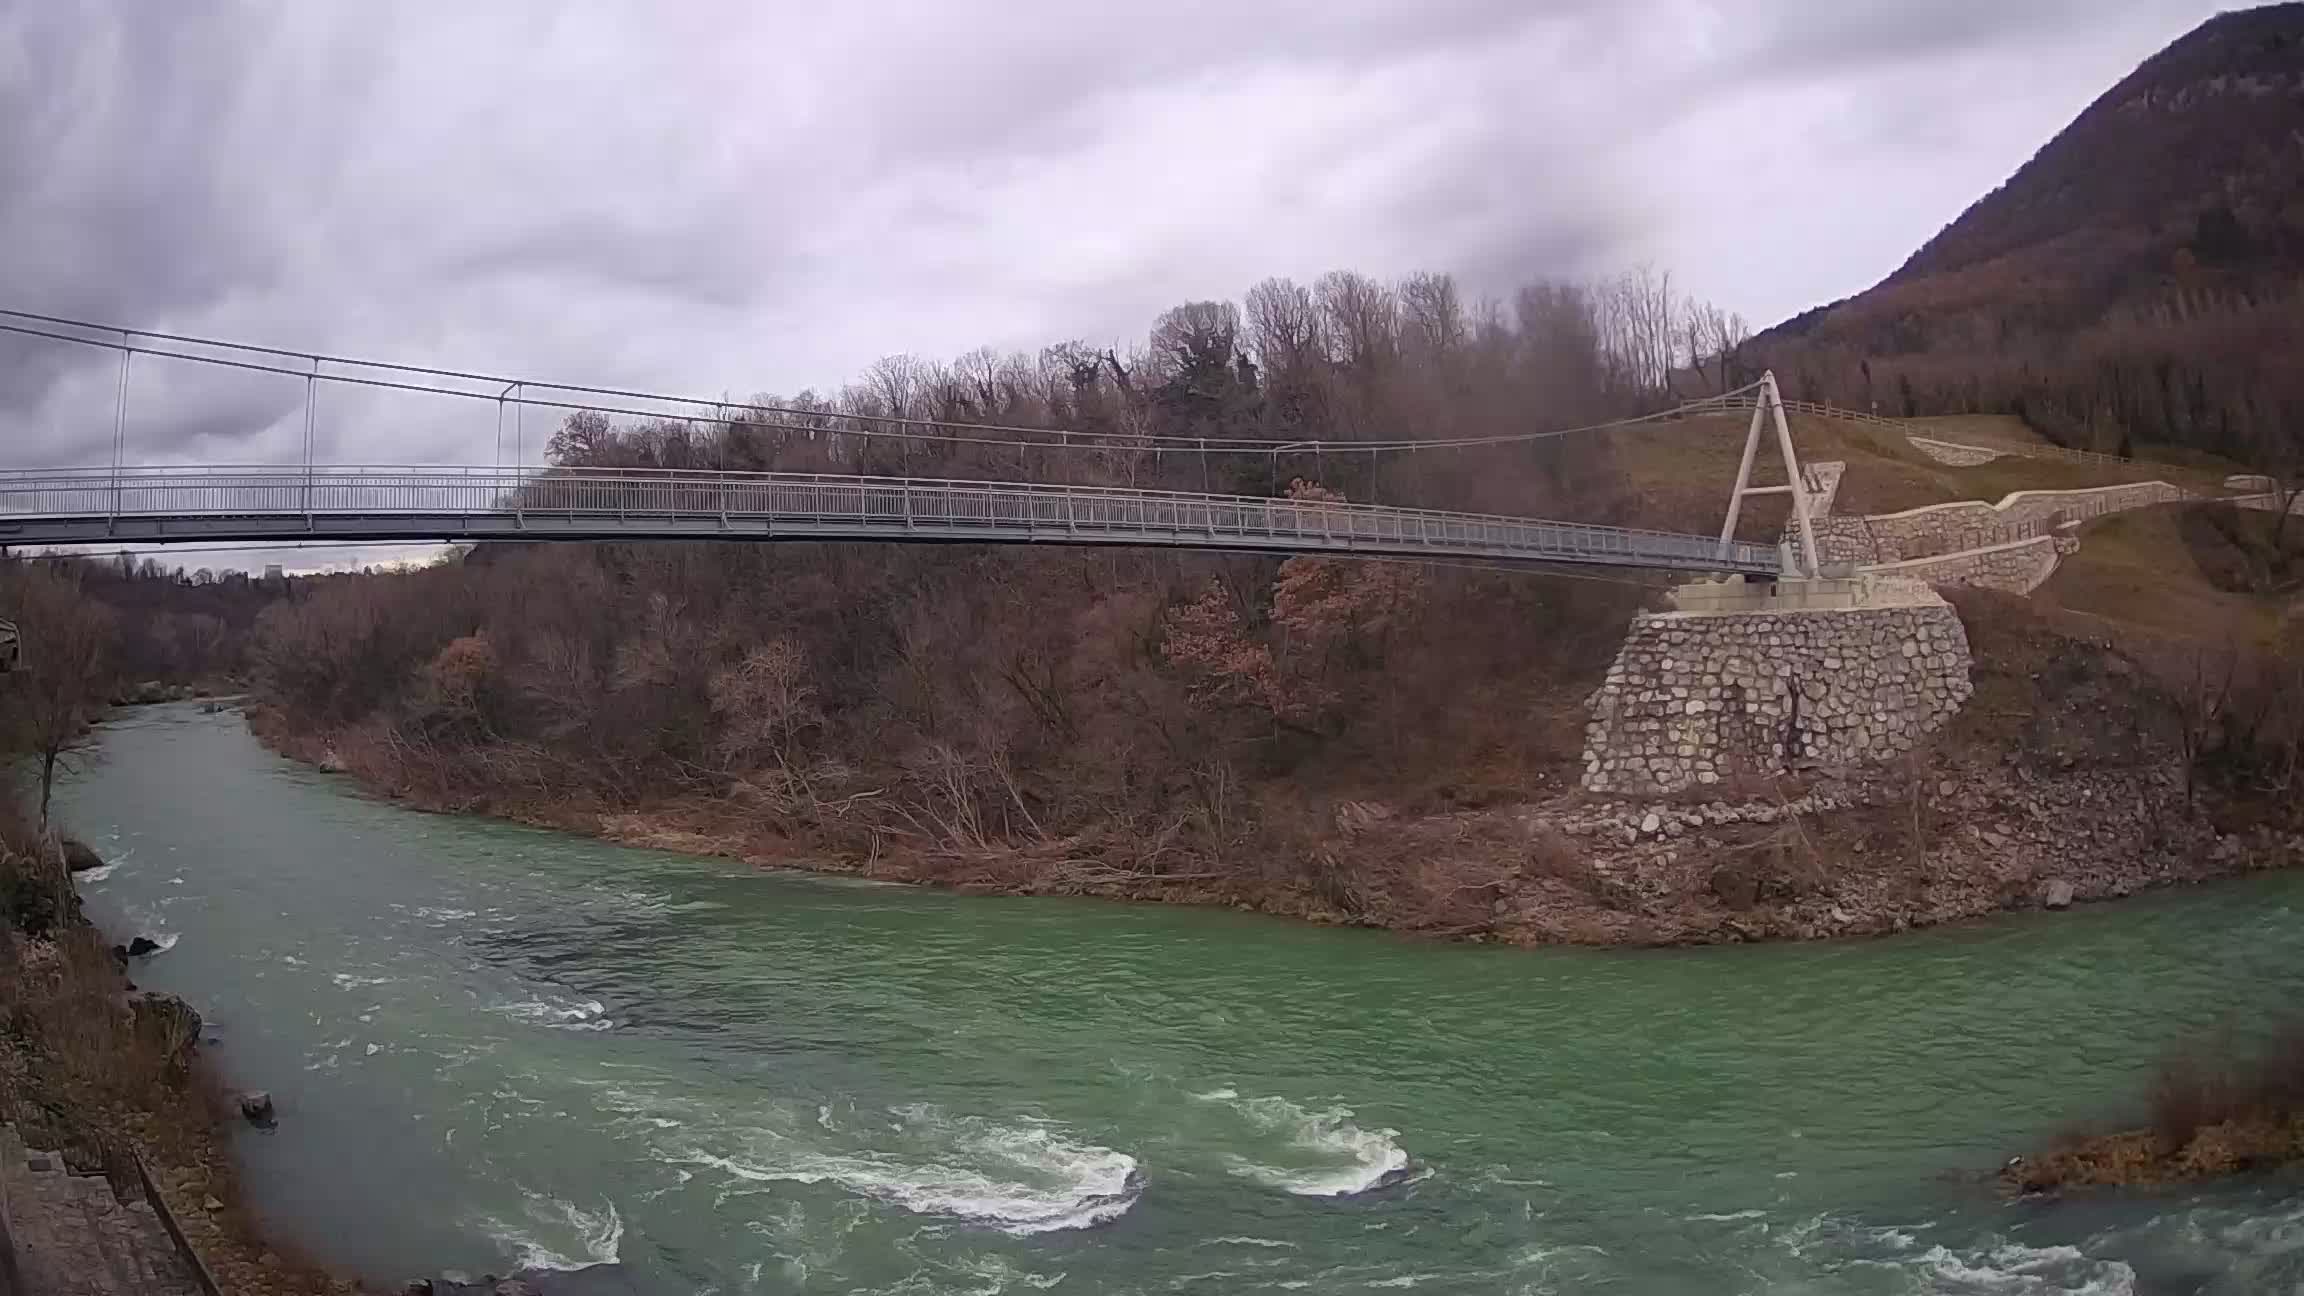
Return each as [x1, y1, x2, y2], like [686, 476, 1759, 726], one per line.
[0, 2, 272, 415]
[1723, 0, 2221, 80]
[0, 0, 2235, 544]
[0, 4, 267, 320]
[438, 215, 780, 308]
[820, 0, 1592, 170]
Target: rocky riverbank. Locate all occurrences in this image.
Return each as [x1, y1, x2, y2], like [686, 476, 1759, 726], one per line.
[251, 702, 2295, 949]
[0, 840, 352, 1296]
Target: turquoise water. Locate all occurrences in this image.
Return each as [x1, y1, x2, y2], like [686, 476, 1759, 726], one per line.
[59, 703, 2304, 1293]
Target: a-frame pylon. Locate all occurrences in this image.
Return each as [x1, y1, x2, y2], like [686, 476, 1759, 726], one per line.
[1715, 371, 1820, 578]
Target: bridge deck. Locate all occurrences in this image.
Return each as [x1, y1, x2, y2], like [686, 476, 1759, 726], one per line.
[0, 467, 1782, 574]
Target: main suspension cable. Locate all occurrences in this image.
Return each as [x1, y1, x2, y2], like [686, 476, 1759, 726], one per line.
[1, 308, 1767, 459]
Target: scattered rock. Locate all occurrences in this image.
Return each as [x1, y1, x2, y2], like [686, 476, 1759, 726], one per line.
[203, 1195, 225, 1212]
[1638, 813, 1662, 836]
[2040, 879, 2075, 910]
[237, 1090, 277, 1127]
[61, 838, 106, 873]
[318, 747, 347, 773]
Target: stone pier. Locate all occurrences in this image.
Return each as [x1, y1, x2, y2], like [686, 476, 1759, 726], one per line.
[1581, 576, 1974, 796]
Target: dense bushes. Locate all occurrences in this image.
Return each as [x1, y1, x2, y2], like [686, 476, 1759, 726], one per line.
[248, 536, 1643, 887]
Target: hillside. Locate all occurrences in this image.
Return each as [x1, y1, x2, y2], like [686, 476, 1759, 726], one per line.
[1751, 4, 2304, 473]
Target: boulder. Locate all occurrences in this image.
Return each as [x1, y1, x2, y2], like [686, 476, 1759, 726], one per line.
[125, 936, 163, 958]
[127, 993, 203, 1076]
[237, 1090, 277, 1127]
[61, 839, 106, 873]
[2040, 879, 2076, 910]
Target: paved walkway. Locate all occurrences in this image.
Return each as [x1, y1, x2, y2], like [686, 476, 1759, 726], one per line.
[0, 1125, 200, 1296]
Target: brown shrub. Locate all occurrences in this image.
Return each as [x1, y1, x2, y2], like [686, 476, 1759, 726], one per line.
[1527, 825, 1595, 894]
[2012, 1021, 2304, 1191]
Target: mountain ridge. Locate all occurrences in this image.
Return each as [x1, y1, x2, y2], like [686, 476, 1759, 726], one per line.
[1751, 3, 2304, 471]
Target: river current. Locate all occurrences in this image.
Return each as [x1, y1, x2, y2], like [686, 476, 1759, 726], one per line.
[56, 703, 2304, 1293]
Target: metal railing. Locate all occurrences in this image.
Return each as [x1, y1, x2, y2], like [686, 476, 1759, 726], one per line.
[0, 464, 1785, 575]
[1691, 393, 1904, 429]
[123, 1146, 224, 1296]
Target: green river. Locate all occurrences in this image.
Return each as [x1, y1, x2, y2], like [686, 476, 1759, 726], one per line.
[55, 703, 2304, 1293]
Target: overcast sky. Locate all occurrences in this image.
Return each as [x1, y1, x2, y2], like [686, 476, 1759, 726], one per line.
[0, 0, 2233, 569]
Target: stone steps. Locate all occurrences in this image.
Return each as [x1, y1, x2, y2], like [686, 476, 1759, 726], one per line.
[0, 1122, 201, 1296]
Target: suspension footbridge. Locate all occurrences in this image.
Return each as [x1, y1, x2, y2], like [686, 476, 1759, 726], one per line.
[0, 310, 1820, 577]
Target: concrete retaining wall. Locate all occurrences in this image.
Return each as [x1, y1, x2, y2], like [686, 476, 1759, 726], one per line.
[1862, 534, 2079, 596]
[1820, 481, 2193, 564]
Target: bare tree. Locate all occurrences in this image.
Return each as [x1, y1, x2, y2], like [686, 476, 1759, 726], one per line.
[709, 639, 823, 803]
[1316, 270, 1399, 375]
[1148, 301, 1243, 382]
[1399, 271, 1468, 360]
[1683, 297, 1752, 394]
[1245, 278, 1323, 373]
[1245, 277, 1326, 436]
[0, 565, 118, 830]
[1594, 265, 1681, 397]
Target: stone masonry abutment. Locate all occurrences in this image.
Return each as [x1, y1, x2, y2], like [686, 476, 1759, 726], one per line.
[1581, 579, 1973, 796]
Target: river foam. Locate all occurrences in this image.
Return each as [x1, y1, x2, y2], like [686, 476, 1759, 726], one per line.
[485, 993, 614, 1032]
[1919, 1242, 2136, 1294]
[115, 902, 180, 954]
[481, 1192, 624, 1273]
[1192, 1089, 1412, 1197]
[683, 1105, 1141, 1236]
